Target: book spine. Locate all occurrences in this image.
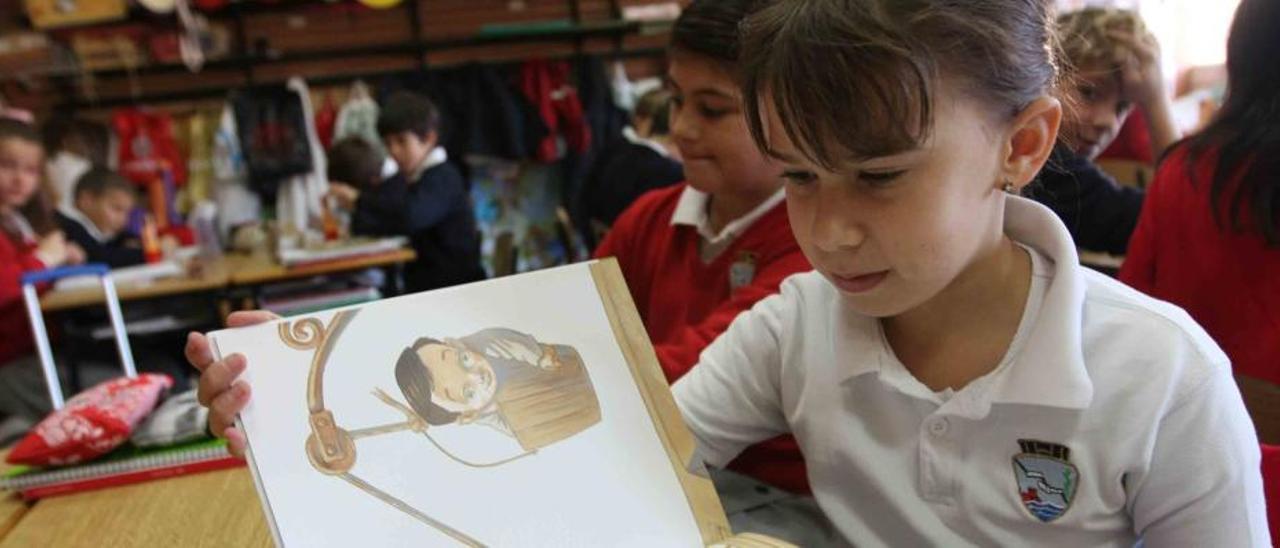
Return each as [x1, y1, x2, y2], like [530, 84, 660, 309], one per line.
[20, 456, 244, 500]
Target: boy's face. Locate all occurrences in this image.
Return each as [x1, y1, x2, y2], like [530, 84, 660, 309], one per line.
[667, 52, 782, 198]
[383, 131, 437, 175]
[77, 188, 135, 238]
[1065, 63, 1132, 160]
[0, 138, 43, 211]
[764, 85, 1010, 318]
[415, 343, 497, 415]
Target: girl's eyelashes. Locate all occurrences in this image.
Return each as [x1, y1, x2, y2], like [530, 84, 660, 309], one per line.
[781, 170, 818, 185]
[781, 168, 907, 187]
[859, 169, 907, 186]
[697, 103, 731, 119]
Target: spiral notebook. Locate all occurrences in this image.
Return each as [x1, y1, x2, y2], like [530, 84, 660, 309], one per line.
[1, 438, 243, 498]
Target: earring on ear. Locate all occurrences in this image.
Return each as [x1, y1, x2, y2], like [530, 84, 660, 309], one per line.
[1002, 180, 1015, 193]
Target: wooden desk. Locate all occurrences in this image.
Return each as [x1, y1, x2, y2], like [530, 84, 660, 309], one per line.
[0, 467, 271, 547]
[39, 260, 231, 313]
[0, 452, 28, 543]
[0, 493, 27, 543]
[226, 249, 416, 287]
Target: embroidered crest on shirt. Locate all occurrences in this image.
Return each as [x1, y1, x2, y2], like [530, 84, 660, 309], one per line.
[729, 251, 757, 290]
[1011, 439, 1078, 523]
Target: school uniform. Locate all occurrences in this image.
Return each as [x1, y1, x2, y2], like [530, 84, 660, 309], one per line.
[1024, 145, 1145, 255]
[351, 147, 485, 293]
[1121, 145, 1280, 386]
[594, 184, 835, 545]
[579, 127, 684, 235]
[0, 215, 44, 367]
[674, 195, 1269, 546]
[56, 210, 144, 268]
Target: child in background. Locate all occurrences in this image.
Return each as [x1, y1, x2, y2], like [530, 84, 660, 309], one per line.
[42, 117, 110, 214]
[670, 0, 1265, 545]
[1120, 0, 1280, 389]
[590, 0, 826, 542]
[328, 92, 485, 293]
[0, 118, 90, 436]
[1022, 8, 1178, 256]
[57, 168, 145, 268]
[579, 87, 684, 246]
[327, 136, 385, 196]
[325, 135, 384, 239]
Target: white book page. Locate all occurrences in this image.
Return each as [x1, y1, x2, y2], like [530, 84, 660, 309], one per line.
[212, 262, 704, 547]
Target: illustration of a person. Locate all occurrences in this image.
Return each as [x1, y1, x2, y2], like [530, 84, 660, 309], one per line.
[392, 328, 601, 452]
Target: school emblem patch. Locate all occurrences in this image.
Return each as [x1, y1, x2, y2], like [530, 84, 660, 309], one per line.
[1011, 439, 1078, 523]
[729, 251, 757, 290]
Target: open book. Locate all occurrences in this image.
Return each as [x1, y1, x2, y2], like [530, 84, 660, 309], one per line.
[208, 259, 794, 547]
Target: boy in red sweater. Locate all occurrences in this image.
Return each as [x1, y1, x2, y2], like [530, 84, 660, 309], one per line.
[592, 0, 824, 543]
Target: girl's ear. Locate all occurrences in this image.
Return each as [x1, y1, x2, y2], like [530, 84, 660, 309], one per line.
[1000, 96, 1063, 192]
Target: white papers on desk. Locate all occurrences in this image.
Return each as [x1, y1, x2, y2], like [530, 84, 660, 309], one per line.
[277, 236, 408, 267]
[53, 261, 185, 291]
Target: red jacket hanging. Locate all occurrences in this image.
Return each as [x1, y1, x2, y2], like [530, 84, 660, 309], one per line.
[113, 108, 187, 188]
[519, 60, 591, 163]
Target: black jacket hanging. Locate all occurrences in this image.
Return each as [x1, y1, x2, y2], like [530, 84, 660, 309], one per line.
[231, 85, 314, 202]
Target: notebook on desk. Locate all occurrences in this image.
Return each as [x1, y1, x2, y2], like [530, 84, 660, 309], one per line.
[277, 237, 409, 268]
[1, 438, 244, 500]
[206, 259, 783, 547]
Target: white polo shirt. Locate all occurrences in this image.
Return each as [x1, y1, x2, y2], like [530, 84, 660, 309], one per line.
[673, 195, 1269, 547]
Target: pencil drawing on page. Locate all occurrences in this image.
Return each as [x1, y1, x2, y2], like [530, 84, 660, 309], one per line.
[278, 308, 601, 547]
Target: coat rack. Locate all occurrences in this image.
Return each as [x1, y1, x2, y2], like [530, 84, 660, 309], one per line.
[10, 0, 668, 110]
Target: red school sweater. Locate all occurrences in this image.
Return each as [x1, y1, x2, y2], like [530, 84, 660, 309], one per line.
[595, 183, 814, 493]
[1119, 146, 1280, 385]
[0, 232, 46, 366]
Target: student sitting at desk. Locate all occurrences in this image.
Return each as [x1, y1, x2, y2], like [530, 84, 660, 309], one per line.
[326, 136, 386, 201]
[328, 92, 485, 293]
[0, 118, 110, 441]
[57, 168, 146, 268]
[1023, 8, 1178, 256]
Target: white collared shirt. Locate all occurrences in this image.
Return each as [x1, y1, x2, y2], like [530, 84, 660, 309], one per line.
[670, 186, 785, 263]
[674, 195, 1269, 547]
[406, 146, 449, 184]
[621, 125, 673, 159]
[61, 207, 108, 243]
[46, 151, 92, 215]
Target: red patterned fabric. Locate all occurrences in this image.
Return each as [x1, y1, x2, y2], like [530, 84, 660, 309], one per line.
[6, 374, 173, 467]
[113, 108, 187, 188]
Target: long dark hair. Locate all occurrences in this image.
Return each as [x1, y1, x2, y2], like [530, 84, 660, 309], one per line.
[0, 117, 55, 239]
[1181, 0, 1280, 246]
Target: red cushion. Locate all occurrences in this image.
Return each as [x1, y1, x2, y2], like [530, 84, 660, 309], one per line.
[1263, 444, 1279, 543]
[6, 374, 173, 467]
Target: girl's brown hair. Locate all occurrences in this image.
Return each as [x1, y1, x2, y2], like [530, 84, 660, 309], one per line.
[0, 118, 55, 239]
[740, 0, 1062, 168]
